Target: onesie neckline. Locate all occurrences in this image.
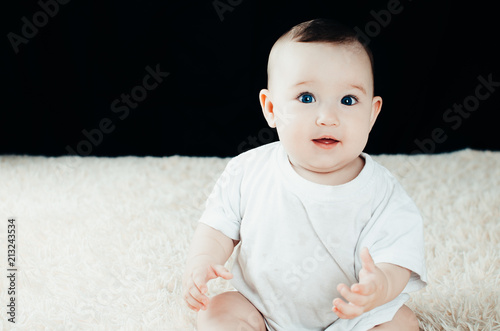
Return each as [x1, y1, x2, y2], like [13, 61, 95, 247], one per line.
[274, 142, 375, 203]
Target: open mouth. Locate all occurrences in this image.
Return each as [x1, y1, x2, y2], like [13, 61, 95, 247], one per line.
[312, 136, 339, 149]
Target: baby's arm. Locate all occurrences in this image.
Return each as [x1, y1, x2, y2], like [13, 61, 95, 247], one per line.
[182, 223, 238, 312]
[332, 247, 411, 319]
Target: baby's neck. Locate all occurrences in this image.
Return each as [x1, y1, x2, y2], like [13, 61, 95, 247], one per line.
[290, 156, 365, 186]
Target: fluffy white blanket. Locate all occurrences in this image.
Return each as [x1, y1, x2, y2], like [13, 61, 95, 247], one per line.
[0, 149, 498, 330]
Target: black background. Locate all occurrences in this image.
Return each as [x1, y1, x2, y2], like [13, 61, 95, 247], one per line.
[2, 0, 499, 157]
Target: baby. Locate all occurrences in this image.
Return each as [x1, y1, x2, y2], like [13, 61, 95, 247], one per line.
[183, 18, 427, 331]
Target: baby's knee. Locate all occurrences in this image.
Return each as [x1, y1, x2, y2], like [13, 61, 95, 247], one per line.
[391, 305, 419, 331]
[400, 305, 419, 330]
[371, 305, 419, 331]
[197, 292, 265, 331]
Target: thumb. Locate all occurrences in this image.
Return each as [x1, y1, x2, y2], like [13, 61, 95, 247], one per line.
[360, 247, 376, 273]
[210, 264, 233, 280]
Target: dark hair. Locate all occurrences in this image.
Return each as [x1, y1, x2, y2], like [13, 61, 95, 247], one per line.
[283, 18, 374, 81]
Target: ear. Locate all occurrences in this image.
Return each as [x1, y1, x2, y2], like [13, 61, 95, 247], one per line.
[369, 96, 383, 131]
[259, 89, 276, 128]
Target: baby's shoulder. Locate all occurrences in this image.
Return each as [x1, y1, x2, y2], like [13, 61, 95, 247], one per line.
[231, 141, 280, 166]
[367, 157, 419, 209]
[220, 142, 281, 183]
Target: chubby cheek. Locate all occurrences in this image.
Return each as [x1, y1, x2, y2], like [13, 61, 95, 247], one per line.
[352, 133, 370, 151]
[274, 104, 306, 131]
[347, 121, 371, 150]
[276, 122, 304, 146]
[275, 116, 308, 155]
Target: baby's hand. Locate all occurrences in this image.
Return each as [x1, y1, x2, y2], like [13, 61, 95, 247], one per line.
[182, 262, 233, 312]
[332, 247, 389, 319]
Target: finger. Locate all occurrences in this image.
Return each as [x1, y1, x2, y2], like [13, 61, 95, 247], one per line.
[186, 301, 200, 312]
[185, 291, 206, 311]
[351, 282, 376, 296]
[332, 305, 351, 320]
[192, 271, 209, 295]
[360, 247, 376, 273]
[189, 284, 209, 307]
[211, 264, 233, 280]
[183, 281, 207, 311]
[337, 284, 368, 307]
[332, 304, 346, 319]
[332, 298, 363, 319]
[185, 294, 201, 311]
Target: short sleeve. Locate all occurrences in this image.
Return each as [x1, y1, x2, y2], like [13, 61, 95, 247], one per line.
[198, 157, 243, 241]
[356, 181, 427, 293]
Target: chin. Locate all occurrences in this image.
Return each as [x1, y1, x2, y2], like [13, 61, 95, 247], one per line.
[306, 160, 344, 174]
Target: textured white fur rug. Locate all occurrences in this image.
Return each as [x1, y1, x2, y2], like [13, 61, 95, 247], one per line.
[0, 149, 499, 331]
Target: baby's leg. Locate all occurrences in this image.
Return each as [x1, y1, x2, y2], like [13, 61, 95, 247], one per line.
[369, 305, 419, 330]
[197, 291, 266, 331]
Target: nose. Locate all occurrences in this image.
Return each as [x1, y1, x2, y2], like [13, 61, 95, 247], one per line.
[316, 105, 340, 127]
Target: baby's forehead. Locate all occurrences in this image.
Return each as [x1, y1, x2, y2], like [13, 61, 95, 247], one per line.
[271, 39, 368, 68]
[268, 40, 373, 91]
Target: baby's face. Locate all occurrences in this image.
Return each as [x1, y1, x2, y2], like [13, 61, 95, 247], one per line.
[260, 41, 382, 184]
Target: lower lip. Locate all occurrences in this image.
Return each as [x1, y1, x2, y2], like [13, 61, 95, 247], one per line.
[312, 139, 339, 150]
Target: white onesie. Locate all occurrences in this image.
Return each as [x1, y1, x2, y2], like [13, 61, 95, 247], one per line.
[199, 141, 427, 331]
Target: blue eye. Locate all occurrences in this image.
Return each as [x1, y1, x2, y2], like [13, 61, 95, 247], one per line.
[298, 93, 316, 104]
[341, 95, 358, 106]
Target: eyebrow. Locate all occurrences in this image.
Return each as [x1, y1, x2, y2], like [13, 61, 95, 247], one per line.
[294, 81, 312, 86]
[349, 84, 367, 95]
[293, 81, 368, 95]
